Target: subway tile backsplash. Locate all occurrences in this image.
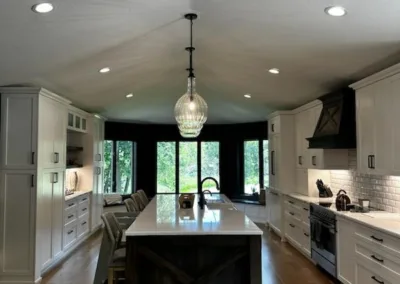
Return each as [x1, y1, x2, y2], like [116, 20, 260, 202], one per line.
[330, 150, 400, 213]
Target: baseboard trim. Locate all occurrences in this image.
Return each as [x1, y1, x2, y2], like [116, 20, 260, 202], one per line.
[40, 226, 102, 277]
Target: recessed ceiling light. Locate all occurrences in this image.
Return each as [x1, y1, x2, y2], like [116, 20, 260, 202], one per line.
[244, 94, 251, 99]
[268, 68, 280, 74]
[32, 3, 54, 13]
[99, 67, 111, 73]
[94, 114, 101, 119]
[126, 93, 133, 98]
[324, 6, 347, 17]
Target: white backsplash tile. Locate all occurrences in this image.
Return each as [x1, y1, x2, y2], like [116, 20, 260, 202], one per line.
[330, 150, 400, 213]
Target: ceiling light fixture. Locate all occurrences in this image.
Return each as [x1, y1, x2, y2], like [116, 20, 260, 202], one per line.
[268, 68, 280, 74]
[244, 94, 251, 99]
[174, 13, 208, 138]
[99, 67, 111, 73]
[324, 6, 347, 17]
[32, 3, 54, 13]
[126, 93, 133, 98]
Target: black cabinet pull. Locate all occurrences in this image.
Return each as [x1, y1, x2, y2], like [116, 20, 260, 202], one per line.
[288, 201, 294, 204]
[371, 276, 384, 284]
[53, 172, 58, 184]
[270, 192, 278, 196]
[53, 152, 60, 163]
[31, 152, 35, 165]
[68, 203, 75, 207]
[304, 232, 309, 237]
[368, 155, 372, 169]
[31, 175, 35, 187]
[289, 224, 295, 228]
[68, 230, 74, 235]
[289, 212, 295, 216]
[370, 235, 383, 243]
[68, 214, 74, 219]
[303, 207, 309, 211]
[271, 124, 275, 132]
[371, 155, 376, 169]
[82, 222, 87, 225]
[312, 156, 317, 166]
[82, 198, 87, 201]
[371, 255, 384, 263]
[298, 156, 303, 165]
[82, 208, 87, 212]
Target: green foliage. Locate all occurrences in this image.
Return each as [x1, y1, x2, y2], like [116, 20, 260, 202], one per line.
[157, 142, 176, 193]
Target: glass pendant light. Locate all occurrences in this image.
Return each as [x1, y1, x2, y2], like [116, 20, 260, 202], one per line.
[174, 13, 208, 138]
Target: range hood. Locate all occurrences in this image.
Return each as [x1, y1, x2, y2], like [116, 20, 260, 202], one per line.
[306, 88, 356, 149]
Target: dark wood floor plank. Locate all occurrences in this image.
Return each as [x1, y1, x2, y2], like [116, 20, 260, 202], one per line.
[41, 225, 334, 284]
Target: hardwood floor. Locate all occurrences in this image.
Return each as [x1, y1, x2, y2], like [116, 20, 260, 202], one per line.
[42, 226, 334, 284]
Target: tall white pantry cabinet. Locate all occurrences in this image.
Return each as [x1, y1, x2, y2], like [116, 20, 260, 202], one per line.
[0, 88, 105, 284]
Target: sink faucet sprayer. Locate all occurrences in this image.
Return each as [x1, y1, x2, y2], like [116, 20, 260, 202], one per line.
[198, 177, 220, 210]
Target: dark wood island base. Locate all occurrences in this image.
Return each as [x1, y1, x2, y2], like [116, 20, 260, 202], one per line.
[126, 234, 262, 284]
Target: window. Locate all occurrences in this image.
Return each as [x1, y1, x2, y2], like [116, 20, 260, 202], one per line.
[116, 141, 133, 194]
[263, 140, 269, 188]
[201, 142, 220, 192]
[157, 142, 176, 193]
[104, 140, 113, 194]
[244, 141, 260, 194]
[156, 141, 220, 194]
[179, 142, 198, 193]
[103, 140, 135, 194]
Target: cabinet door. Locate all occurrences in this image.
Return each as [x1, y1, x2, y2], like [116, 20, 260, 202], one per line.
[308, 105, 323, 169]
[295, 112, 305, 168]
[269, 135, 280, 191]
[39, 97, 56, 169]
[67, 112, 74, 128]
[91, 167, 104, 230]
[356, 86, 376, 173]
[52, 102, 67, 168]
[1, 94, 38, 170]
[337, 218, 356, 284]
[52, 171, 64, 259]
[0, 171, 35, 276]
[390, 76, 400, 175]
[39, 171, 53, 270]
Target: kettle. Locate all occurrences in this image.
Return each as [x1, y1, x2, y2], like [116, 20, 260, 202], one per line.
[336, 190, 351, 211]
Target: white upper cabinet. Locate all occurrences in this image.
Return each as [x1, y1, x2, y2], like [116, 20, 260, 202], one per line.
[352, 64, 400, 176]
[67, 109, 88, 133]
[38, 96, 67, 169]
[267, 112, 296, 193]
[294, 101, 348, 170]
[0, 93, 38, 170]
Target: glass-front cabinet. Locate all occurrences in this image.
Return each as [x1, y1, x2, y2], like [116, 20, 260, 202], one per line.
[67, 110, 88, 133]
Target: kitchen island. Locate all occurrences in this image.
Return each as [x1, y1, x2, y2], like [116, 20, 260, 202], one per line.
[125, 194, 263, 284]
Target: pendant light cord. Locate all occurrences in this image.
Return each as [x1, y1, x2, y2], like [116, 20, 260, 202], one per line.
[189, 17, 194, 98]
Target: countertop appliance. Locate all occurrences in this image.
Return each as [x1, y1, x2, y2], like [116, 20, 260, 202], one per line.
[310, 203, 337, 278]
[316, 179, 333, 198]
[335, 190, 351, 211]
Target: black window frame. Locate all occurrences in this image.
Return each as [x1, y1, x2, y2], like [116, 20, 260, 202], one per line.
[242, 139, 268, 195]
[156, 140, 221, 194]
[104, 139, 136, 194]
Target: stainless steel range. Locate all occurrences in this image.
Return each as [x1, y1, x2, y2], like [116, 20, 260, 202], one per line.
[310, 203, 337, 278]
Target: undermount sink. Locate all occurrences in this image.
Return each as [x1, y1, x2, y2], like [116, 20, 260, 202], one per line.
[206, 202, 236, 210]
[205, 198, 225, 204]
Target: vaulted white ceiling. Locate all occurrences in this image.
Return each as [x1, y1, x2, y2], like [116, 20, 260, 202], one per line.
[1, 0, 400, 123]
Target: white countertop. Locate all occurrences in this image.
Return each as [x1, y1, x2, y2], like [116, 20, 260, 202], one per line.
[286, 193, 334, 204]
[286, 193, 400, 239]
[65, 190, 92, 201]
[125, 194, 263, 236]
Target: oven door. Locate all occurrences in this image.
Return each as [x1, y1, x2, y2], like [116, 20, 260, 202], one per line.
[310, 216, 336, 264]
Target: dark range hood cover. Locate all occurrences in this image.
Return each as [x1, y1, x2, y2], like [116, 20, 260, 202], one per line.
[306, 88, 356, 149]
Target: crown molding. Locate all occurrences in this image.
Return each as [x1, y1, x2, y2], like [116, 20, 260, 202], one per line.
[350, 62, 400, 90]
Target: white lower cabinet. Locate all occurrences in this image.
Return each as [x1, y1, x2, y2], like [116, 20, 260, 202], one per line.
[283, 196, 310, 257]
[337, 216, 400, 284]
[337, 217, 356, 284]
[267, 191, 282, 236]
[63, 193, 91, 251]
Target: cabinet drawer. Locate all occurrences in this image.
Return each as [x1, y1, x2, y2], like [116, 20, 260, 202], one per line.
[356, 241, 400, 278]
[300, 204, 310, 223]
[64, 210, 77, 226]
[78, 201, 89, 217]
[77, 216, 89, 238]
[355, 224, 400, 259]
[65, 199, 78, 212]
[79, 194, 89, 204]
[356, 262, 393, 284]
[64, 224, 77, 249]
[284, 207, 302, 222]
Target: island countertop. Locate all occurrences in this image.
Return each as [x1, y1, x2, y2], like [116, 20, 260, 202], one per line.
[125, 194, 263, 236]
